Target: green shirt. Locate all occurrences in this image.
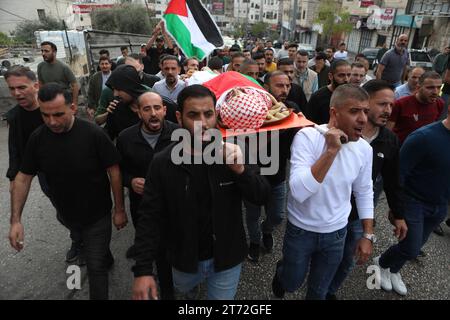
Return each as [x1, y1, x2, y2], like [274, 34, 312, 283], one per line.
[37, 60, 76, 89]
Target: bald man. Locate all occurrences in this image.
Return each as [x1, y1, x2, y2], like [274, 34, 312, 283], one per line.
[376, 34, 410, 87]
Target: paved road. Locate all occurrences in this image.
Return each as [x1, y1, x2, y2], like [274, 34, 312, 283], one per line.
[0, 118, 449, 300]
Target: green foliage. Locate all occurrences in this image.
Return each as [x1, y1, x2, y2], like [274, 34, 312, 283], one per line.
[251, 22, 269, 39]
[233, 24, 245, 39]
[0, 32, 13, 45]
[91, 4, 156, 35]
[314, 0, 353, 45]
[13, 17, 64, 44]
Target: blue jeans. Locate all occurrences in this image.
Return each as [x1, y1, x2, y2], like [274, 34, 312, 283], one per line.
[379, 195, 448, 273]
[276, 221, 347, 300]
[327, 219, 363, 295]
[244, 181, 286, 244]
[172, 259, 242, 300]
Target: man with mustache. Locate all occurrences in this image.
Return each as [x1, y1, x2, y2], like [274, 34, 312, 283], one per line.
[132, 85, 270, 300]
[376, 34, 410, 87]
[387, 71, 444, 145]
[116, 91, 178, 299]
[272, 84, 374, 300]
[306, 60, 351, 124]
[326, 80, 407, 299]
[153, 55, 185, 103]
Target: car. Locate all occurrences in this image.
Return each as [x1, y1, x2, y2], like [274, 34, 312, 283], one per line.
[298, 44, 315, 59]
[361, 47, 379, 69]
[409, 49, 433, 70]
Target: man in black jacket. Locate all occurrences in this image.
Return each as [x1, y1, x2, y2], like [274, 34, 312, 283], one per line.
[116, 91, 178, 299]
[131, 85, 270, 300]
[4, 66, 83, 264]
[326, 80, 408, 299]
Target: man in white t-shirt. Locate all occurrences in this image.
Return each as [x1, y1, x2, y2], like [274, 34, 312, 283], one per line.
[272, 84, 375, 300]
[334, 43, 348, 61]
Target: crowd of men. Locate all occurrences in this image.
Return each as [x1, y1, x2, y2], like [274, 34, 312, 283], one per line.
[4, 30, 450, 300]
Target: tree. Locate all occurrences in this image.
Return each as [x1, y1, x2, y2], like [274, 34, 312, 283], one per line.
[91, 4, 157, 35]
[0, 32, 13, 45]
[314, 0, 353, 47]
[13, 17, 64, 44]
[251, 22, 269, 39]
[233, 24, 245, 39]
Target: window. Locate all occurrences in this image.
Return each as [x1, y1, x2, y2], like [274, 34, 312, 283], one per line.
[251, 15, 253, 19]
[37, 9, 46, 21]
[255, 4, 260, 9]
[274, 13, 277, 19]
[255, 14, 259, 20]
[302, 10, 306, 20]
[251, 3, 254, 8]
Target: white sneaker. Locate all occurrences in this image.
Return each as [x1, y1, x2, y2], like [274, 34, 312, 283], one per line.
[390, 272, 407, 296]
[374, 256, 392, 291]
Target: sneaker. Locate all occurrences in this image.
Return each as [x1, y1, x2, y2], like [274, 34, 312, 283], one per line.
[390, 272, 407, 296]
[271, 260, 285, 299]
[66, 241, 81, 263]
[373, 256, 392, 291]
[262, 233, 273, 253]
[247, 242, 260, 262]
[433, 225, 444, 236]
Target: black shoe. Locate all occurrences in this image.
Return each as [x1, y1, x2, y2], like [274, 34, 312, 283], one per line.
[433, 225, 444, 236]
[262, 233, 273, 253]
[66, 241, 81, 263]
[271, 260, 285, 299]
[326, 293, 338, 300]
[446, 219, 450, 228]
[126, 245, 137, 259]
[247, 242, 260, 262]
[418, 250, 426, 257]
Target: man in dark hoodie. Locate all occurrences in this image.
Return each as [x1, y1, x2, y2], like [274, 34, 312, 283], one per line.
[104, 65, 148, 140]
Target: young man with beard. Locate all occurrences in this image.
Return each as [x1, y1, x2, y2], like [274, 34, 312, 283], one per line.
[387, 71, 444, 144]
[116, 91, 178, 299]
[306, 60, 351, 124]
[9, 83, 128, 300]
[264, 48, 277, 73]
[326, 80, 407, 300]
[153, 55, 185, 103]
[87, 56, 112, 119]
[310, 52, 330, 89]
[5, 66, 83, 264]
[228, 52, 246, 72]
[253, 52, 267, 82]
[131, 85, 270, 300]
[37, 41, 79, 110]
[272, 84, 374, 300]
[277, 59, 307, 112]
[287, 43, 299, 61]
[374, 98, 450, 296]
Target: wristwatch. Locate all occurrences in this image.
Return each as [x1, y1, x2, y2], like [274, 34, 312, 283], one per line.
[362, 233, 377, 243]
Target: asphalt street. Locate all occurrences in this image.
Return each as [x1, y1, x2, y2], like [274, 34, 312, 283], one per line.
[0, 115, 449, 300]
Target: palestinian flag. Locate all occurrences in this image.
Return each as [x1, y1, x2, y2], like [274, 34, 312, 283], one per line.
[163, 0, 224, 60]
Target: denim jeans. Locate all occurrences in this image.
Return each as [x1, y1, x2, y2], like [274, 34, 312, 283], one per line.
[327, 219, 363, 295]
[172, 259, 242, 300]
[379, 195, 448, 273]
[276, 221, 347, 300]
[244, 181, 286, 244]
